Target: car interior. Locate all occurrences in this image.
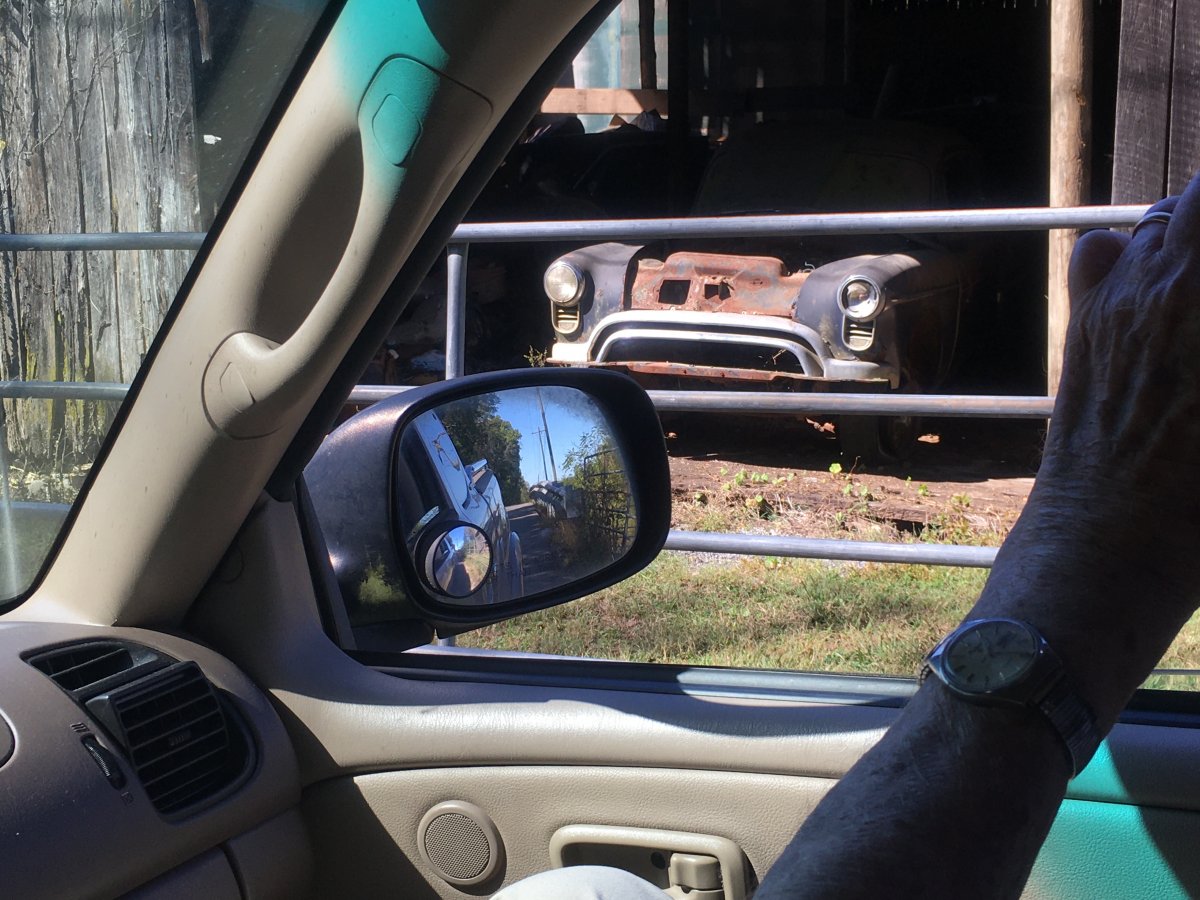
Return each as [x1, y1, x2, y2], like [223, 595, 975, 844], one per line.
[3, 1, 1200, 898]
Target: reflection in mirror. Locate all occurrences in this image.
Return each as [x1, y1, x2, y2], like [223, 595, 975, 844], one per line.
[393, 386, 637, 607]
[424, 524, 492, 598]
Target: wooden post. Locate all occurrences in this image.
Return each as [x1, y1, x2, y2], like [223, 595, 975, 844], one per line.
[1047, 0, 1092, 396]
[639, 0, 658, 90]
[667, 0, 690, 214]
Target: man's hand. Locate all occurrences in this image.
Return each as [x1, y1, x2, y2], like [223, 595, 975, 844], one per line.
[1055, 188, 1200, 482]
[971, 179, 1200, 728]
[757, 179, 1200, 900]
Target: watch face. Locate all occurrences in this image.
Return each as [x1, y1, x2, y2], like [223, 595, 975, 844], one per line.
[943, 619, 1038, 693]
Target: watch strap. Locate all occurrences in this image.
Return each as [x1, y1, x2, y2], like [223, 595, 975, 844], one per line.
[1038, 672, 1102, 777]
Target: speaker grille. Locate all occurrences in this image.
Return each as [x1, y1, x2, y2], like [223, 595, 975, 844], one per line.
[424, 813, 490, 881]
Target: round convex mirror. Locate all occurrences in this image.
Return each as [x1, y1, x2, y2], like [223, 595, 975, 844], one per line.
[424, 524, 493, 599]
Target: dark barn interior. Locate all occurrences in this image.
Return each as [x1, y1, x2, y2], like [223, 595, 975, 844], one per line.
[360, 0, 1184, 400]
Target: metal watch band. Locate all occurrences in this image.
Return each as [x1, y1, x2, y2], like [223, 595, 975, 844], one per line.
[1038, 673, 1102, 777]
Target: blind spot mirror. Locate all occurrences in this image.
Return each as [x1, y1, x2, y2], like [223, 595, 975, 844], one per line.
[423, 523, 492, 599]
[395, 386, 636, 607]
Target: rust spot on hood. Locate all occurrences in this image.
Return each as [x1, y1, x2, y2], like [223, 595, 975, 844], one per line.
[631, 251, 808, 317]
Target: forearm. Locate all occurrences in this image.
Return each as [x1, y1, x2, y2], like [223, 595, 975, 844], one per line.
[757, 188, 1200, 900]
[757, 487, 1198, 900]
[755, 681, 1068, 900]
[968, 477, 1200, 729]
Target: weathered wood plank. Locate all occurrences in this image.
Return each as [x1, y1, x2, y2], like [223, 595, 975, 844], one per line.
[540, 87, 670, 116]
[1112, 0, 1174, 203]
[1169, 0, 1200, 193]
[0, 0, 200, 465]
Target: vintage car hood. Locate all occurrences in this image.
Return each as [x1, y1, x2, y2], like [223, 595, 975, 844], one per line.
[630, 251, 807, 318]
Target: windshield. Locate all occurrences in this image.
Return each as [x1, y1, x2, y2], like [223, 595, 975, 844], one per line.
[0, 0, 333, 600]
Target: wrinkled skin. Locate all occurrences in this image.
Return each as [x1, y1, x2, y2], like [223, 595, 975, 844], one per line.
[756, 175, 1200, 900]
[973, 181, 1200, 728]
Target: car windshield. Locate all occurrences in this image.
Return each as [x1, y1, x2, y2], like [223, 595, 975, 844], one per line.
[0, 0, 334, 601]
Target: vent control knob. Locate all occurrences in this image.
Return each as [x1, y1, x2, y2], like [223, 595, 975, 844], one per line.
[81, 736, 126, 789]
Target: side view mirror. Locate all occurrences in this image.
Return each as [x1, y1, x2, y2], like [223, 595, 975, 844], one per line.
[304, 368, 671, 647]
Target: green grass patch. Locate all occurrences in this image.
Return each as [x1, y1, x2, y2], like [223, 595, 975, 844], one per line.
[464, 553, 987, 674]
[465, 553, 1200, 684]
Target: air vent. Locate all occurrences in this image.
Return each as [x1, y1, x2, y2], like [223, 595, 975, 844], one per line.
[91, 662, 251, 816]
[27, 640, 169, 696]
[843, 319, 876, 352]
[552, 304, 581, 334]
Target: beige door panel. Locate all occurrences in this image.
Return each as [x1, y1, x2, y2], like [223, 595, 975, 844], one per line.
[301, 767, 827, 898]
[191, 502, 1200, 898]
[302, 763, 1200, 900]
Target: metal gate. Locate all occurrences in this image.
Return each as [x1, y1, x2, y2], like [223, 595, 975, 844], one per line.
[0, 202, 1148, 573]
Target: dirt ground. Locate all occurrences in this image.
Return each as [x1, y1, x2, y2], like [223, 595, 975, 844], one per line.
[662, 413, 1042, 541]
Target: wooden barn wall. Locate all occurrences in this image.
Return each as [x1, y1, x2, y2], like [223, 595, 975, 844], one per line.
[0, 0, 200, 467]
[1113, 0, 1200, 202]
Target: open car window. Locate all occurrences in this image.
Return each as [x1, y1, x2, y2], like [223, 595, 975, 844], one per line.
[0, 0, 334, 603]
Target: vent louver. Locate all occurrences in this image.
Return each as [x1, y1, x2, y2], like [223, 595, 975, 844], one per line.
[28, 640, 254, 818]
[843, 319, 876, 352]
[97, 662, 249, 815]
[27, 640, 167, 694]
[552, 304, 581, 334]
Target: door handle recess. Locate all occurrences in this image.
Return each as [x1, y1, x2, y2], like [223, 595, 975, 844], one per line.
[549, 824, 750, 900]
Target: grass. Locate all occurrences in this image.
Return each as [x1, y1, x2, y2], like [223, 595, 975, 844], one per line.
[464, 553, 987, 674]
[464, 476, 1000, 675]
[464, 483, 1200, 684]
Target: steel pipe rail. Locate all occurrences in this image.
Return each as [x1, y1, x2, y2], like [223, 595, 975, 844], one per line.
[665, 530, 998, 567]
[0, 204, 1149, 254]
[649, 391, 1056, 417]
[346, 385, 415, 404]
[7, 202, 1080, 577]
[0, 379, 1007, 568]
[445, 243, 469, 379]
[450, 204, 1149, 243]
[0, 381, 416, 404]
[0, 232, 205, 252]
[1, 380, 1057, 419]
[0, 381, 130, 402]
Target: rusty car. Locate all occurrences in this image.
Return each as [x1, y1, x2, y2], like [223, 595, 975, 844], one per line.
[542, 119, 986, 462]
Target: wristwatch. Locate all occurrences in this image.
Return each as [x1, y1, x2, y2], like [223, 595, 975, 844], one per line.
[920, 618, 1102, 776]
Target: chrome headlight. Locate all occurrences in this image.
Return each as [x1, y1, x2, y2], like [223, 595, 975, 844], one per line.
[838, 277, 884, 322]
[544, 261, 586, 307]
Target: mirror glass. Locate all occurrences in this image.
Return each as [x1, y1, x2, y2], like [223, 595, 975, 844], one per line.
[393, 386, 637, 606]
[424, 524, 492, 599]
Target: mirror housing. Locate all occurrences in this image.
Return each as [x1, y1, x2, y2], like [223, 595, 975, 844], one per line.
[304, 368, 670, 647]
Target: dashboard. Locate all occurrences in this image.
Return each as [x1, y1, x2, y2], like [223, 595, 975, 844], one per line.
[0, 622, 309, 899]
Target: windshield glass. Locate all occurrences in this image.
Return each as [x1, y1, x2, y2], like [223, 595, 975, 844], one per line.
[0, 0, 332, 600]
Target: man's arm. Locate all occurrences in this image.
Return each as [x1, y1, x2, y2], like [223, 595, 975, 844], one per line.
[757, 178, 1200, 899]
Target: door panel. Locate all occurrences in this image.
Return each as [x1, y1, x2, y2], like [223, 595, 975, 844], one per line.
[194, 499, 1200, 898]
[300, 762, 1200, 899]
[303, 768, 827, 898]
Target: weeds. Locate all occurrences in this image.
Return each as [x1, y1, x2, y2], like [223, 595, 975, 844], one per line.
[465, 554, 986, 673]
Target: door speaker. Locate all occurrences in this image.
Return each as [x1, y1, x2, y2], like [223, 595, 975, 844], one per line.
[418, 800, 504, 887]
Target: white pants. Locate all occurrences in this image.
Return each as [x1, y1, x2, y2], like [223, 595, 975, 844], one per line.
[491, 866, 670, 899]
